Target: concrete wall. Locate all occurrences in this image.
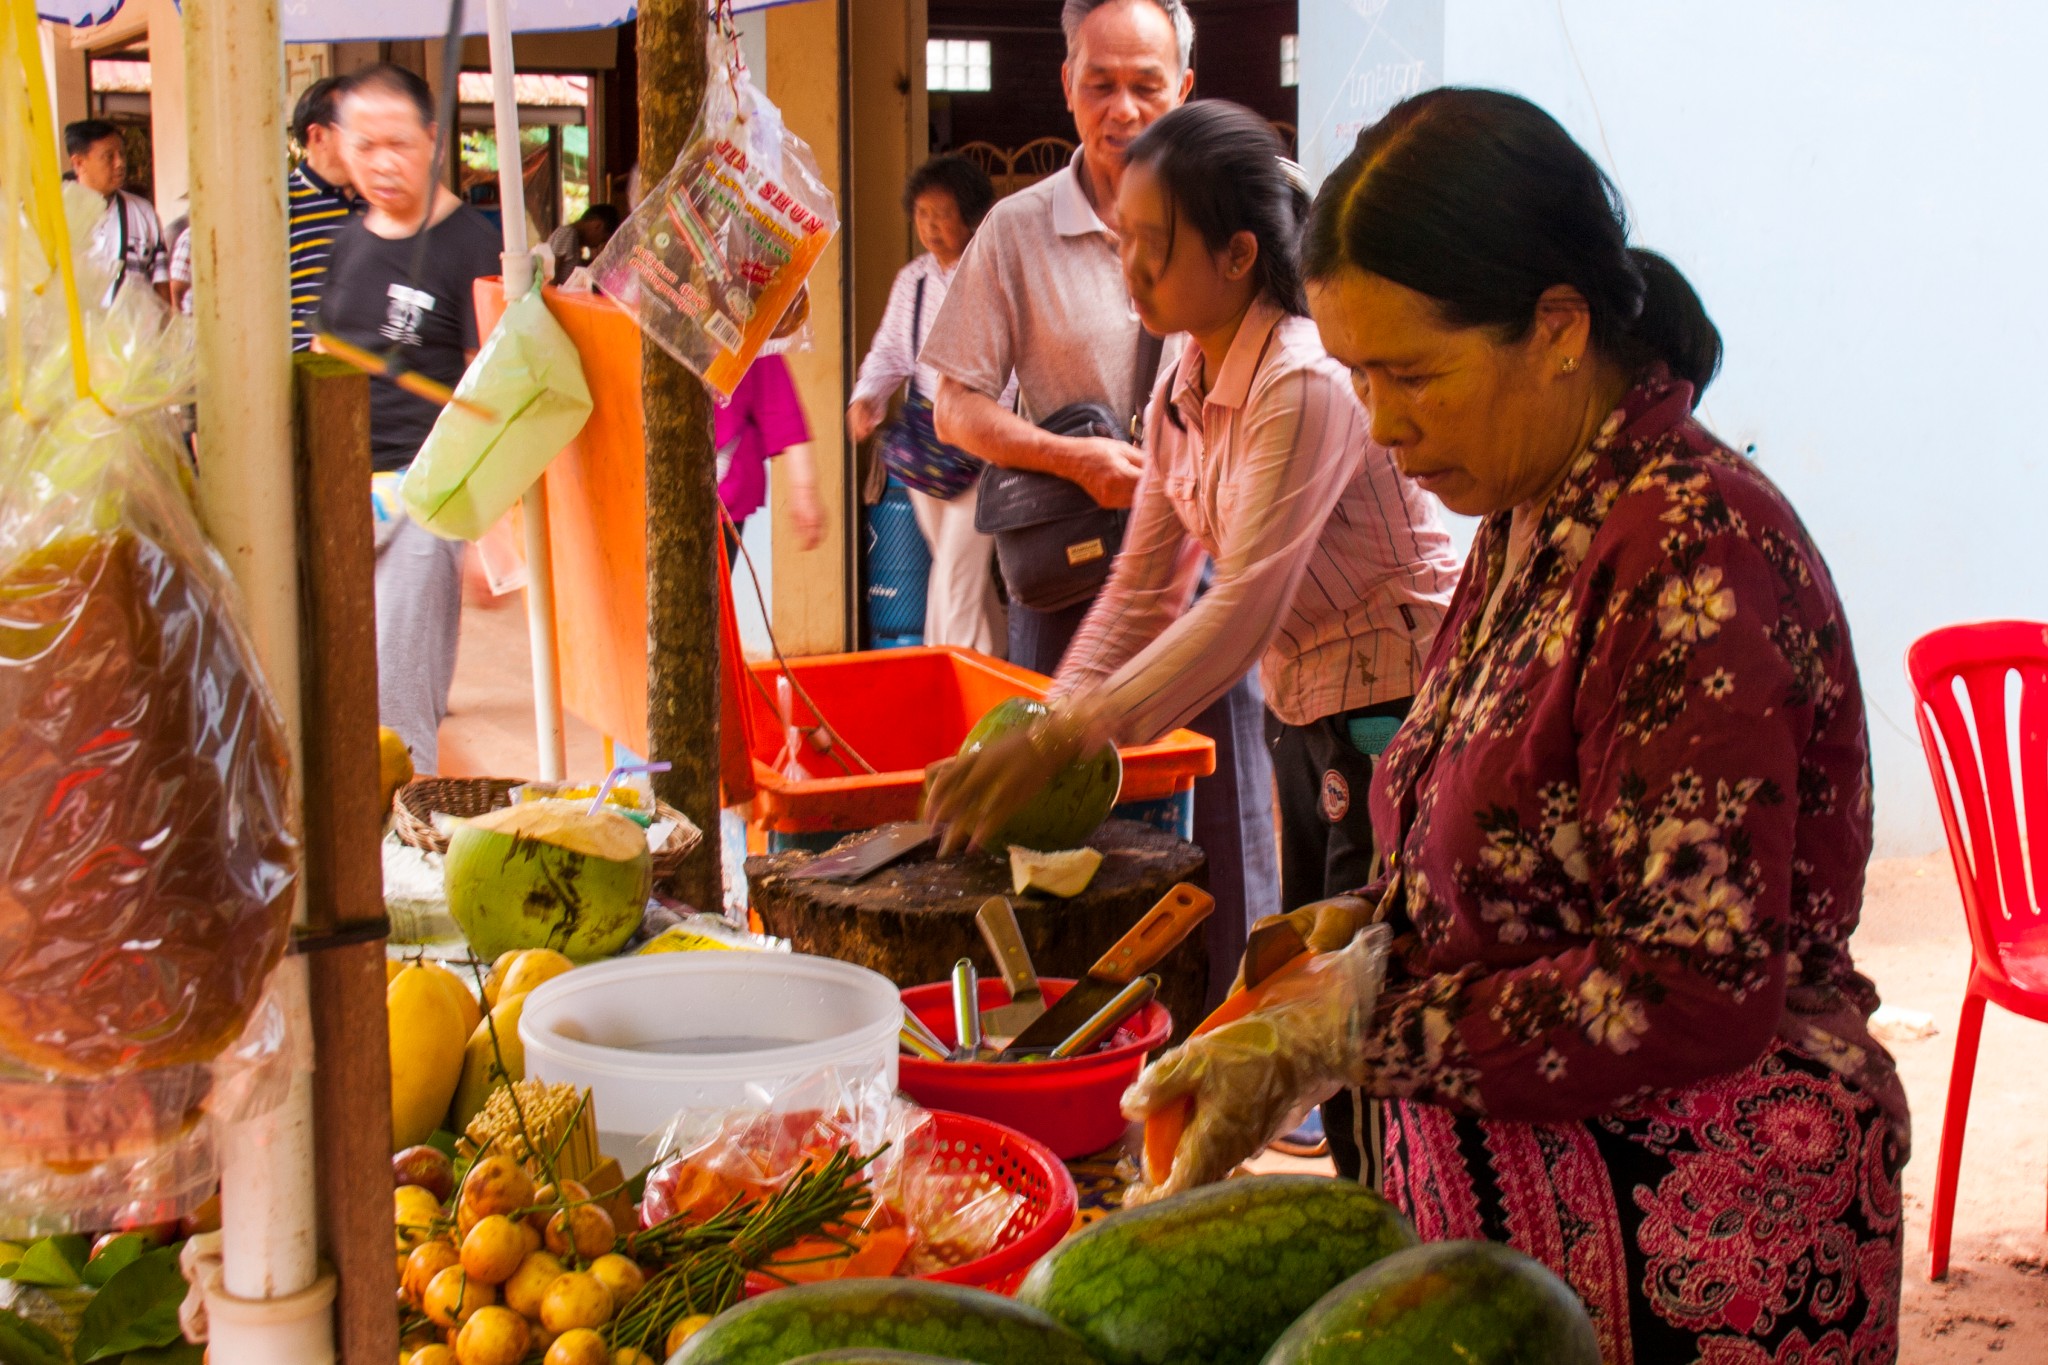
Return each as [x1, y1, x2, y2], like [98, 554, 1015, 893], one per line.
[1397, 0, 2044, 855]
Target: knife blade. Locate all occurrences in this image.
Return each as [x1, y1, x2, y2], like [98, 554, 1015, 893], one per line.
[1001, 883, 1214, 1056]
[786, 822, 934, 882]
[900, 1007, 950, 1061]
[1049, 974, 1159, 1059]
[975, 897, 1045, 1046]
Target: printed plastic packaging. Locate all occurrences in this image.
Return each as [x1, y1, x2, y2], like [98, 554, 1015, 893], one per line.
[592, 26, 837, 399]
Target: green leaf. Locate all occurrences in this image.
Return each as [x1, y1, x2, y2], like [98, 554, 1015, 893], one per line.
[70, 1248, 186, 1362]
[116, 1344, 202, 1365]
[9, 1237, 88, 1288]
[425, 1129, 461, 1161]
[80, 1237, 148, 1289]
[0, 1309, 67, 1365]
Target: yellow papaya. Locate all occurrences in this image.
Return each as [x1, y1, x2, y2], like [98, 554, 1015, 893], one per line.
[414, 959, 482, 1039]
[388, 964, 467, 1151]
[450, 990, 531, 1136]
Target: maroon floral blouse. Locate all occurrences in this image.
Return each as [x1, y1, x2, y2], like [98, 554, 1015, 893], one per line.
[1362, 375, 1902, 1130]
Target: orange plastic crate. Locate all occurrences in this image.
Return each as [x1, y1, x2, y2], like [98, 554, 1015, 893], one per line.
[743, 645, 1215, 837]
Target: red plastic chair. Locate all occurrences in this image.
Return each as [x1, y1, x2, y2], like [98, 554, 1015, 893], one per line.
[1907, 621, 2048, 1280]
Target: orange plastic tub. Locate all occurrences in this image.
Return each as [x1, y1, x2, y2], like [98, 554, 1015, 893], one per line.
[744, 645, 1215, 840]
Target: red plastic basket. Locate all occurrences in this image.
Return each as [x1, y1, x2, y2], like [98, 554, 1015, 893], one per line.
[899, 979, 1173, 1159]
[908, 1110, 1079, 1294]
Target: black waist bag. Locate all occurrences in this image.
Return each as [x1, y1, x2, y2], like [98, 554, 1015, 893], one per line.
[973, 403, 1130, 613]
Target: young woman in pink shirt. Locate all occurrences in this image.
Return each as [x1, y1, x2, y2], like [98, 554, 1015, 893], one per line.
[928, 104, 1461, 1115]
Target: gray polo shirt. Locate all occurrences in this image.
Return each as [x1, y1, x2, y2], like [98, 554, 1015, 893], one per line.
[920, 153, 1175, 428]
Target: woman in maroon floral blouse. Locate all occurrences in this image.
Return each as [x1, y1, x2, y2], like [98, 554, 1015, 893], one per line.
[1127, 89, 1907, 1362]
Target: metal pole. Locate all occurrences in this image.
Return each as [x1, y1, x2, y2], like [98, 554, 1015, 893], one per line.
[485, 0, 568, 781]
[183, 0, 333, 1357]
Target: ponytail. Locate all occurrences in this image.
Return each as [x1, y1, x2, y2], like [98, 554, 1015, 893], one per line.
[1622, 248, 1721, 401]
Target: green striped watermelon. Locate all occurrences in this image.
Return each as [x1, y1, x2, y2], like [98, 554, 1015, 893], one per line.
[669, 1278, 1101, 1365]
[1258, 1240, 1602, 1365]
[1017, 1175, 1418, 1365]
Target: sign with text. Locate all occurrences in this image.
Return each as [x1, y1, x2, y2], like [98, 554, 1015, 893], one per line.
[1299, 0, 1446, 187]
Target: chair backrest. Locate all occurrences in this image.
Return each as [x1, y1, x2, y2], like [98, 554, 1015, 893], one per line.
[1907, 620, 2048, 975]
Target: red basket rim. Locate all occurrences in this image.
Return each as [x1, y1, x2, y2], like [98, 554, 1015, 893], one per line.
[899, 978, 1174, 1074]
[913, 1108, 1077, 1290]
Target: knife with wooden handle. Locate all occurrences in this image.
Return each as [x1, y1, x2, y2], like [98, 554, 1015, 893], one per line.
[975, 897, 1046, 1046]
[1000, 883, 1213, 1056]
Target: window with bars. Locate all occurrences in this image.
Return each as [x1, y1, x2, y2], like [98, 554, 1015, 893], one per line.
[927, 39, 993, 93]
[1281, 34, 1300, 88]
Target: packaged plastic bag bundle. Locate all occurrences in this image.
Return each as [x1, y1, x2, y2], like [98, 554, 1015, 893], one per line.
[0, 37, 299, 1228]
[592, 23, 837, 399]
[401, 273, 593, 542]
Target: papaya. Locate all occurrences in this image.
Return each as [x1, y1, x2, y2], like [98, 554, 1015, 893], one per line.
[1018, 1175, 1416, 1365]
[449, 990, 531, 1134]
[671, 1279, 1100, 1365]
[1258, 1240, 1602, 1365]
[956, 698, 1121, 852]
[387, 964, 467, 1150]
[412, 959, 483, 1039]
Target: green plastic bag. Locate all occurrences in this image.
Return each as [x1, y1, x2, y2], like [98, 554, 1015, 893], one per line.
[401, 275, 592, 542]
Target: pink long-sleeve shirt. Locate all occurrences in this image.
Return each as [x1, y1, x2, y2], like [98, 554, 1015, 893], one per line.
[1052, 296, 1461, 741]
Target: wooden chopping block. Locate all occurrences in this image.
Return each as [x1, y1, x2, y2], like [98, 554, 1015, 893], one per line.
[748, 819, 1209, 1044]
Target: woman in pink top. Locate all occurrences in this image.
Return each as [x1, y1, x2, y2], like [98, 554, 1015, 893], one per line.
[928, 103, 1461, 1037]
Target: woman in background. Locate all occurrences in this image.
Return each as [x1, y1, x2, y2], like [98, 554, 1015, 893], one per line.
[848, 155, 1012, 655]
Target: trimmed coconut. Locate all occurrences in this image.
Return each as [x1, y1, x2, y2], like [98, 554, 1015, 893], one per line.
[445, 800, 652, 962]
[1010, 846, 1104, 898]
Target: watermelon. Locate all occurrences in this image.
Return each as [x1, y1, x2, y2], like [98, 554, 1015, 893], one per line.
[956, 697, 1121, 851]
[670, 1279, 1101, 1365]
[1258, 1240, 1602, 1365]
[1017, 1175, 1417, 1365]
[784, 1355, 976, 1364]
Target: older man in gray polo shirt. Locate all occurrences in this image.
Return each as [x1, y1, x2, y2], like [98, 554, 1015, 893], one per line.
[922, 0, 1280, 1001]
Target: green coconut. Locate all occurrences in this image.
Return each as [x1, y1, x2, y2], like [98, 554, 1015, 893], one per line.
[958, 697, 1122, 852]
[444, 800, 651, 962]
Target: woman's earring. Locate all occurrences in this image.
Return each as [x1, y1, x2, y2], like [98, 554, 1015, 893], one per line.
[1560, 356, 1580, 374]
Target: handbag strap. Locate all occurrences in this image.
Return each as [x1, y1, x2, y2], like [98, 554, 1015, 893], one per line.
[906, 275, 927, 403]
[1129, 324, 1166, 439]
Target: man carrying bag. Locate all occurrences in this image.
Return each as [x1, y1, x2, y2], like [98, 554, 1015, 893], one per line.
[922, 0, 1279, 1000]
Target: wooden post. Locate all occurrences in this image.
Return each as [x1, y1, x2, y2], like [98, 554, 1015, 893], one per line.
[294, 356, 398, 1365]
[638, 0, 723, 915]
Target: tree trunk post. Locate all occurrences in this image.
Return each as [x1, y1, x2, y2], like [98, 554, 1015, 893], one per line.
[639, 0, 723, 915]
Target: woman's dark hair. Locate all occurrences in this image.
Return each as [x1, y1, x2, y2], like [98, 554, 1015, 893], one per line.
[903, 155, 997, 229]
[1124, 99, 1311, 317]
[577, 203, 623, 232]
[1304, 88, 1721, 399]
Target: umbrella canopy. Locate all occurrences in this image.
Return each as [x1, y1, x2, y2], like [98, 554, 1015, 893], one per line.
[39, 0, 799, 42]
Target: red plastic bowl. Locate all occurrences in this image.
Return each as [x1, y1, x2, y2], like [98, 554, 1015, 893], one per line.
[898, 978, 1173, 1160]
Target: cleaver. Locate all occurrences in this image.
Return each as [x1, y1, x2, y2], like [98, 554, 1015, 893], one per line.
[975, 897, 1046, 1047]
[787, 822, 934, 883]
[1000, 883, 1214, 1057]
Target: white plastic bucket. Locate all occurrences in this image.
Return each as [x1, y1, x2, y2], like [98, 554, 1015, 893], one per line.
[519, 952, 901, 1161]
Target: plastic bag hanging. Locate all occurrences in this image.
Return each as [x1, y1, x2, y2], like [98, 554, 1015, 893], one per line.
[591, 19, 837, 400]
[0, 8, 297, 1231]
[401, 271, 595, 542]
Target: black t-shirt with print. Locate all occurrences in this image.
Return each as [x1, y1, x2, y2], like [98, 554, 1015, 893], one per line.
[319, 206, 502, 471]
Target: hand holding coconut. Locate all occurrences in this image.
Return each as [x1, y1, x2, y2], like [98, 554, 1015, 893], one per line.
[925, 697, 1122, 857]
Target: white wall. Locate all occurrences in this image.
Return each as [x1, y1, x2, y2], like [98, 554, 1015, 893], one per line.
[1420, 0, 2046, 856]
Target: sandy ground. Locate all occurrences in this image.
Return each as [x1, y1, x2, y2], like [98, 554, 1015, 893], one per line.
[439, 593, 2048, 1363]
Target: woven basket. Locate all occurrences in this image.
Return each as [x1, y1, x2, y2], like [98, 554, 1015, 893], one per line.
[392, 776, 704, 896]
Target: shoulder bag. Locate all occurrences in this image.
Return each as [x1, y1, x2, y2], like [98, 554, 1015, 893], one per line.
[877, 276, 987, 500]
[972, 324, 1165, 613]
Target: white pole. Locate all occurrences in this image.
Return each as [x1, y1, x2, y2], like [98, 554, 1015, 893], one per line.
[183, 0, 333, 1359]
[485, 0, 569, 782]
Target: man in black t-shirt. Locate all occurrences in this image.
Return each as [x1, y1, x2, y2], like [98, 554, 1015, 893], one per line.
[320, 64, 503, 773]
